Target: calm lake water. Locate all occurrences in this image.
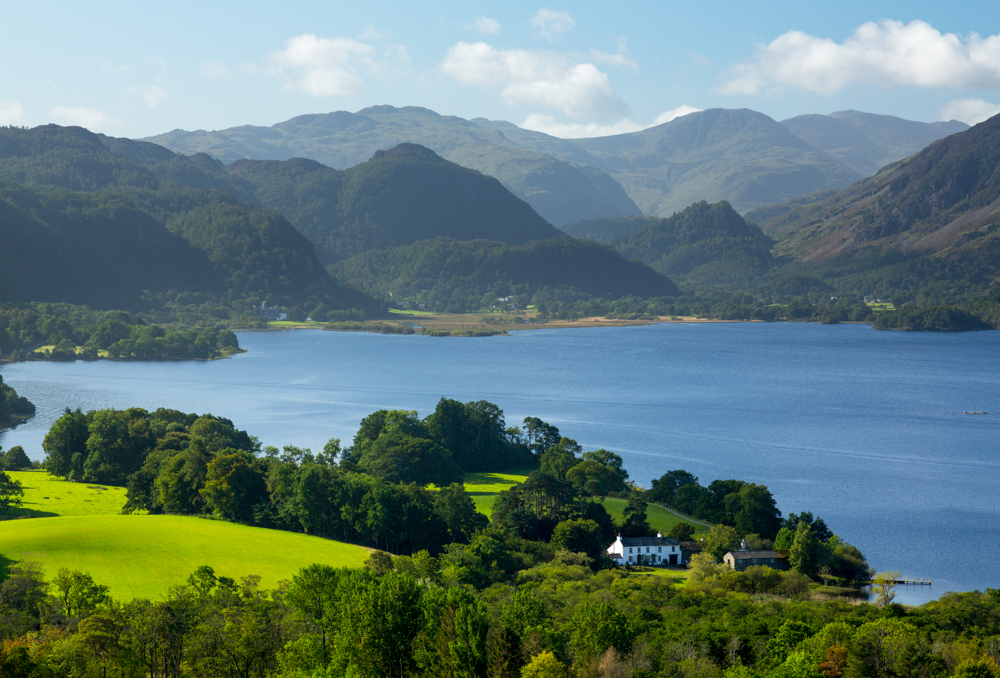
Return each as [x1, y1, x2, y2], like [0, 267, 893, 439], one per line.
[2, 322, 998, 604]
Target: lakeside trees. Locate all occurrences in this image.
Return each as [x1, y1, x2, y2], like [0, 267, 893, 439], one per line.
[0, 374, 35, 429]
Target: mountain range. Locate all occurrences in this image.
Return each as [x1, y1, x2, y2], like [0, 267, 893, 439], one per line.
[0, 126, 678, 312]
[145, 106, 966, 223]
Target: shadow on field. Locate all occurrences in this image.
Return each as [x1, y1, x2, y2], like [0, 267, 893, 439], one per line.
[0, 552, 13, 580]
[0, 508, 59, 520]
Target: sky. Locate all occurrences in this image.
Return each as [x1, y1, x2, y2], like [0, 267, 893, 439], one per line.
[2, 0, 999, 139]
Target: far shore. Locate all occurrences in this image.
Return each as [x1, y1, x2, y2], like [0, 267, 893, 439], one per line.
[257, 312, 762, 336]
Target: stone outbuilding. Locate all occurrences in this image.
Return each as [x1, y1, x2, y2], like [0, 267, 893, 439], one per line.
[723, 539, 789, 572]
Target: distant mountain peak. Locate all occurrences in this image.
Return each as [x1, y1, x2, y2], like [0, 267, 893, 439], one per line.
[370, 143, 443, 162]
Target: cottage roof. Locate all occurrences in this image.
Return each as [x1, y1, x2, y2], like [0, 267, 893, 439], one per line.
[726, 549, 785, 560]
[619, 536, 680, 547]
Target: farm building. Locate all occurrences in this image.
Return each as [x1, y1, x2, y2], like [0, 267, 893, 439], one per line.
[607, 532, 684, 566]
[722, 540, 789, 572]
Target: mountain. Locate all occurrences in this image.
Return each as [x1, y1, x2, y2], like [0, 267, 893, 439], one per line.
[568, 109, 863, 217]
[559, 216, 658, 244]
[748, 113, 1000, 263]
[143, 106, 643, 226]
[224, 144, 562, 263]
[329, 236, 680, 303]
[606, 201, 776, 291]
[780, 110, 968, 176]
[0, 125, 376, 311]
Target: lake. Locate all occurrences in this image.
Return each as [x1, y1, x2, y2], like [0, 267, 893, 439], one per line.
[2, 322, 998, 604]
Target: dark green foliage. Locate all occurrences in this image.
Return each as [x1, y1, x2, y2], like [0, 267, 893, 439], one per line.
[0, 125, 379, 313]
[357, 432, 462, 486]
[551, 519, 606, 561]
[539, 438, 581, 480]
[619, 495, 653, 538]
[873, 305, 992, 331]
[0, 375, 35, 429]
[226, 144, 562, 263]
[0, 469, 24, 511]
[424, 398, 532, 472]
[609, 200, 776, 292]
[329, 234, 680, 305]
[0, 446, 31, 471]
[434, 483, 489, 543]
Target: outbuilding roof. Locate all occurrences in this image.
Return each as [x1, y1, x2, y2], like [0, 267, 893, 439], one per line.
[726, 550, 785, 560]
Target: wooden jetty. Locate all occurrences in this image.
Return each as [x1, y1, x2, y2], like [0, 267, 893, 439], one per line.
[890, 576, 932, 585]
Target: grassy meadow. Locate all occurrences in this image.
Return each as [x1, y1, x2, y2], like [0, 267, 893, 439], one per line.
[5, 471, 131, 517]
[0, 472, 370, 599]
[0, 515, 370, 600]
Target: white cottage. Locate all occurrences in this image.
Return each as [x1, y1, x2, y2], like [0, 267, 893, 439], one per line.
[607, 532, 684, 566]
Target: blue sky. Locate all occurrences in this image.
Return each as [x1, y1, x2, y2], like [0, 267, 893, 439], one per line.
[2, 0, 998, 138]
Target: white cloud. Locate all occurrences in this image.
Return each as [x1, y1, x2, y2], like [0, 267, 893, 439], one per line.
[100, 61, 129, 74]
[653, 105, 701, 125]
[940, 98, 1000, 125]
[523, 105, 701, 138]
[50, 106, 119, 130]
[471, 16, 501, 35]
[143, 86, 167, 108]
[529, 8, 575, 41]
[589, 49, 638, 71]
[198, 60, 232, 79]
[685, 51, 711, 68]
[722, 20, 1000, 95]
[0, 100, 23, 126]
[268, 33, 407, 96]
[440, 41, 628, 119]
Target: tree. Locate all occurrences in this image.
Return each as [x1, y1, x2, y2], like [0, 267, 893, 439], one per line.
[872, 571, 900, 607]
[521, 651, 567, 678]
[565, 459, 626, 497]
[569, 602, 635, 664]
[200, 449, 268, 523]
[581, 449, 628, 480]
[724, 483, 781, 539]
[551, 519, 605, 561]
[668, 522, 696, 540]
[0, 470, 24, 511]
[357, 432, 462, 486]
[619, 495, 652, 538]
[1, 446, 31, 471]
[789, 521, 821, 579]
[42, 408, 89, 479]
[433, 483, 488, 543]
[539, 438, 580, 480]
[704, 524, 739, 561]
[648, 469, 698, 505]
[522, 417, 561, 456]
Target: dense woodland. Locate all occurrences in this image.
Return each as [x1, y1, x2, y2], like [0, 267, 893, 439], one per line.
[1, 401, 999, 677]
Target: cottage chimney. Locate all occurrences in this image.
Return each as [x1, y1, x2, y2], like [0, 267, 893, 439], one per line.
[740, 539, 748, 551]
[657, 531, 663, 538]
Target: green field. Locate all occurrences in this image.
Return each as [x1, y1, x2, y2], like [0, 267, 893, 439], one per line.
[5, 471, 131, 517]
[461, 471, 706, 535]
[462, 469, 530, 517]
[0, 515, 371, 600]
[600, 497, 707, 535]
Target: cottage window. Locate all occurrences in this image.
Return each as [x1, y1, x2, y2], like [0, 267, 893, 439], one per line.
[646, 547, 650, 553]
[657, 547, 662, 552]
[628, 548, 632, 553]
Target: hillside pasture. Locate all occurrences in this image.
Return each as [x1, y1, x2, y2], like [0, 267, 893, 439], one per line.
[4, 471, 130, 518]
[0, 515, 370, 600]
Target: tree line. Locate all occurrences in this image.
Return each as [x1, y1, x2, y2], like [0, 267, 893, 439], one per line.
[0, 305, 240, 362]
[1, 546, 999, 677]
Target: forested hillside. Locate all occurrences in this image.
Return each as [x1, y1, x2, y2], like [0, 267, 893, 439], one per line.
[330, 236, 680, 305]
[226, 143, 562, 262]
[609, 201, 776, 291]
[0, 125, 378, 314]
